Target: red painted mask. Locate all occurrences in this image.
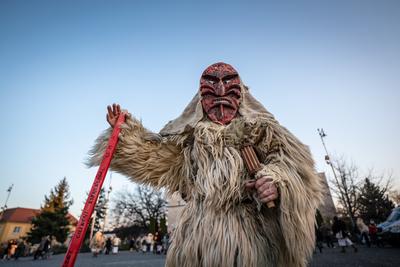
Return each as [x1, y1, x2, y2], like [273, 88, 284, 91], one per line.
[200, 62, 242, 125]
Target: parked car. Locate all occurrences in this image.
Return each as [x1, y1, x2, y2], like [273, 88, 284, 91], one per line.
[377, 207, 400, 246]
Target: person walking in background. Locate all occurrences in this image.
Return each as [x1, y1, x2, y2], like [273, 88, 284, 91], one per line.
[332, 216, 358, 253]
[356, 218, 371, 247]
[0, 242, 5, 260]
[146, 233, 153, 252]
[153, 232, 160, 254]
[112, 236, 121, 254]
[320, 222, 335, 248]
[368, 220, 382, 247]
[33, 237, 46, 260]
[6, 240, 16, 260]
[141, 235, 147, 253]
[42, 236, 51, 259]
[129, 237, 135, 252]
[90, 231, 105, 257]
[5, 240, 12, 260]
[156, 233, 163, 254]
[105, 237, 112, 255]
[162, 233, 170, 255]
[14, 239, 25, 260]
[315, 226, 324, 253]
[135, 236, 141, 252]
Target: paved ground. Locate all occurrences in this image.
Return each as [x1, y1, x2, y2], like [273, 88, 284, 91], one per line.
[1, 246, 399, 266]
[0, 252, 166, 267]
[310, 246, 400, 267]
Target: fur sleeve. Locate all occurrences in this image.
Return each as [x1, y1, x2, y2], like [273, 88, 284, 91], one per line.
[256, 125, 323, 267]
[87, 114, 188, 193]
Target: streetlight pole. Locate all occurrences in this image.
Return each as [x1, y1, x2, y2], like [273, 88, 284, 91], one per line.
[318, 129, 354, 223]
[318, 128, 350, 205]
[318, 128, 358, 230]
[317, 129, 341, 185]
[0, 184, 14, 221]
[1, 184, 14, 213]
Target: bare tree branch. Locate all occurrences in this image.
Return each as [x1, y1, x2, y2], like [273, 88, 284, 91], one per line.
[112, 185, 166, 230]
[328, 156, 362, 229]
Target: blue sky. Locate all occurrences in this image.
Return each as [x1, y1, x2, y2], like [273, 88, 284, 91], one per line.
[0, 0, 399, 217]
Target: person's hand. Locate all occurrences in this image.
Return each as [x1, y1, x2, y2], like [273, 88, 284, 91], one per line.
[106, 103, 122, 127]
[245, 176, 278, 204]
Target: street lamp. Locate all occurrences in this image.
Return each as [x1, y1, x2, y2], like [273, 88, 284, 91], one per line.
[317, 128, 344, 198]
[318, 129, 338, 178]
[0, 184, 14, 221]
[1, 184, 14, 212]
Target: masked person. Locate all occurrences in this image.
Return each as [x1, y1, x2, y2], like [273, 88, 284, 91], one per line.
[89, 63, 323, 267]
[89, 231, 105, 257]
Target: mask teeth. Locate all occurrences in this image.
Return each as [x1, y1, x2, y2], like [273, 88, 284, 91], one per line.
[220, 104, 224, 119]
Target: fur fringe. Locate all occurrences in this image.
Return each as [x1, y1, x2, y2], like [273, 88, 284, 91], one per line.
[87, 114, 190, 196]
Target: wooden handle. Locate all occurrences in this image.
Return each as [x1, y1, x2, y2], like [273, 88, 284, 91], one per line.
[241, 145, 275, 209]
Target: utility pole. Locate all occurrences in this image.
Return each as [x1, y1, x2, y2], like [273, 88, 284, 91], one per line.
[317, 129, 341, 184]
[1, 184, 14, 213]
[0, 184, 14, 221]
[317, 128, 356, 227]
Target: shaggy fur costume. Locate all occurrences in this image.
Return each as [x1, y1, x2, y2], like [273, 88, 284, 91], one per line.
[88, 87, 323, 267]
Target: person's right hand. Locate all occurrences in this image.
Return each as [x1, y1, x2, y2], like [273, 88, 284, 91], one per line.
[106, 103, 122, 127]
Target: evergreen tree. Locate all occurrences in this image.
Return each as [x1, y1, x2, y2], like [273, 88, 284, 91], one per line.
[358, 178, 395, 223]
[93, 187, 108, 231]
[27, 177, 73, 244]
[159, 216, 167, 235]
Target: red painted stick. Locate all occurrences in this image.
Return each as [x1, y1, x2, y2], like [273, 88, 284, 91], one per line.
[62, 113, 126, 267]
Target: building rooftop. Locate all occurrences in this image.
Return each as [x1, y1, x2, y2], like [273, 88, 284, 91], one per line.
[0, 207, 77, 225]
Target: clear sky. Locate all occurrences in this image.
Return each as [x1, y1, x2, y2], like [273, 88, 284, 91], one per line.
[1, 0, 399, 217]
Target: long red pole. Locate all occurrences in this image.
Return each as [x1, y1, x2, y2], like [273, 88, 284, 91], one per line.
[62, 113, 126, 267]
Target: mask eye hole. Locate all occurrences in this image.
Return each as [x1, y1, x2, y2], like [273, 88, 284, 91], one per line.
[202, 75, 219, 85]
[222, 74, 238, 85]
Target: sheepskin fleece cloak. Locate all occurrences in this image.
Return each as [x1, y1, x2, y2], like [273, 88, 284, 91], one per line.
[88, 87, 323, 267]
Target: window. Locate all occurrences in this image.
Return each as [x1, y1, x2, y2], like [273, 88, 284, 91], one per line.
[13, 226, 21, 234]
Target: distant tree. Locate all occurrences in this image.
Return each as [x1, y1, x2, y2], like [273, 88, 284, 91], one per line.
[358, 178, 395, 223]
[113, 185, 166, 233]
[112, 225, 147, 240]
[389, 190, 400, 206]
[159, 215, 167, 235]
[28, 177, 73, 244]
[328, 158, 361, 230]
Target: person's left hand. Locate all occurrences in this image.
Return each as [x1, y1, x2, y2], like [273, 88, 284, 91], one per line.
[245, 176, 278, 204]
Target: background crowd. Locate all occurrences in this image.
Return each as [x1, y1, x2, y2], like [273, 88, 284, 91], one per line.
[88, 231, 170, 258]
